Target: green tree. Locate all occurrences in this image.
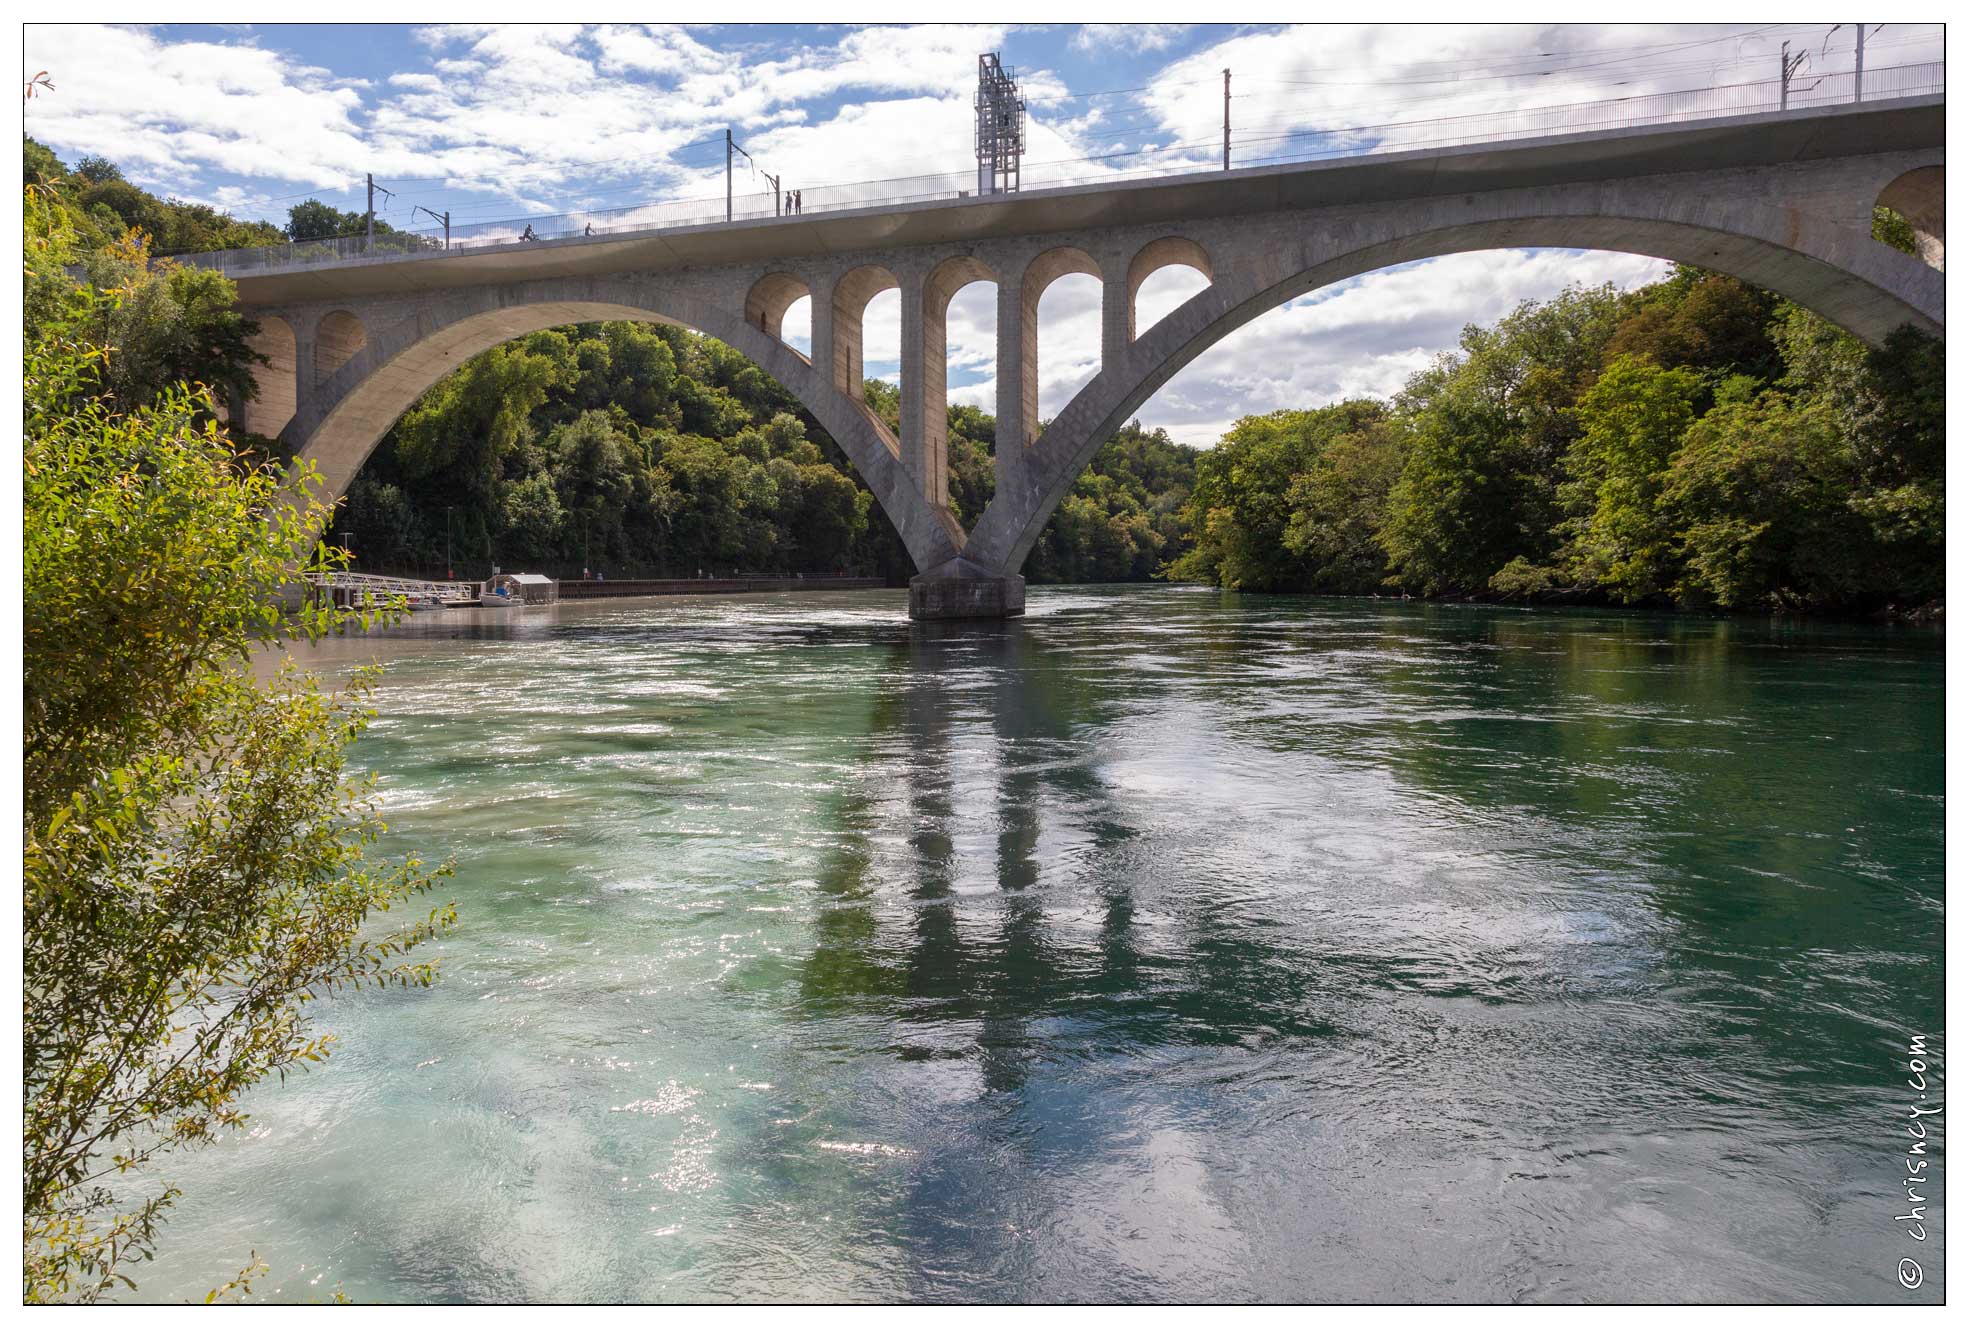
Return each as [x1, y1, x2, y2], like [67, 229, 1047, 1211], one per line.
[22, 191, 453, 1302]
[1378, 285, 1629, 594]
[71, 153, 123, 185]
[75, 178, 173, 242]
[24, 134, 66, 186]
[286, 198, 359, 241]
[785, 461, 872, 570]
[1872, 204, 1920, 257]
[1280, 415, 1406, 593]
[551, 410, 636, 564]
[944, 404, 997, 524]
[1603, 271, 1780, 379]
[500, 471, 567, 565]
[657, 432, 750, 568]
[346, 475, 424, 566]
[1661, 389, 1859, 608]
[84, 235, 266, 416]
[1169, 403, 1381, 590]
[1553, 354, 1703, 602]
[1770, 305, 1945, 605]
[1376, 362, 1522, 595]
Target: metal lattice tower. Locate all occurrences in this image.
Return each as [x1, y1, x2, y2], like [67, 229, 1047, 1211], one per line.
[975, 52, 1025, 196]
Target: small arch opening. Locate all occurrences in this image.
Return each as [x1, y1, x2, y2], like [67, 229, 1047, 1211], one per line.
[314, 310, 367, 387]
[243, 313, 298, 441]
[1876, 166, 1943, 271]
[1128, 237, 1213, 340]
[1020, 247, 1103, 446]
[831, 265, 900, 406]
[745, 272, 813, 358]
[924, 256, 997, 515]
[780, 295, 812, 358]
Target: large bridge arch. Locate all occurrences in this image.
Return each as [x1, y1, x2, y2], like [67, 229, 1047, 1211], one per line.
[964, 189, 1945, 574]
[282, 276, 963, 573]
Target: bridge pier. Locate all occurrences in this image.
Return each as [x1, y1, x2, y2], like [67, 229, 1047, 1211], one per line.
[908, 556, 1026, 620]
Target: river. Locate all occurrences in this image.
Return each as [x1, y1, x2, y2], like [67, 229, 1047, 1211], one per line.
[132, 585, 1944, 1303]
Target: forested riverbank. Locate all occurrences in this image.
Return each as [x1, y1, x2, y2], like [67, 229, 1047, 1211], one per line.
[27, 137, 1942, 616]
[1172, 246, 1944, 619]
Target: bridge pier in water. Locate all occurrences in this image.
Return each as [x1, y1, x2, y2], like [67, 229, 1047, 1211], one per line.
[908, 557, 1026, 620]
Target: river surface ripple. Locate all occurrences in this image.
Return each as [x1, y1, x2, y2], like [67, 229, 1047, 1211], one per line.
[136, 585, 1943, 1303]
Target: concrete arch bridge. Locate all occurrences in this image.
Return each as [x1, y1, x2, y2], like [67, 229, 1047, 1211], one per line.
[214, 97, 1944, 617]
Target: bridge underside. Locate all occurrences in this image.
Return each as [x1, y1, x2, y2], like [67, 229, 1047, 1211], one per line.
[228, 108, 1944, 619]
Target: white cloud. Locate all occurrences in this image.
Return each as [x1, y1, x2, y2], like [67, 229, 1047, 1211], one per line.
[1118, 22, 1943, 170]
[590, 24, 725, 78]
[1071, 25, 1191, 56]
[23, 24, 382, 189]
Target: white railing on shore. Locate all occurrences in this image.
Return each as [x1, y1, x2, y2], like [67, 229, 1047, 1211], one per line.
[174, 61, 1942, 278]
[302, 570, 479, 608]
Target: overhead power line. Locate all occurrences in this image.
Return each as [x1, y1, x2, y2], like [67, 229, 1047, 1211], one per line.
[165, 43, 1939, 255]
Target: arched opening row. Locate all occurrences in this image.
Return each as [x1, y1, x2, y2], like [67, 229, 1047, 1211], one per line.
[234, 307, 369, 441]
[739, 237, 1215, 510]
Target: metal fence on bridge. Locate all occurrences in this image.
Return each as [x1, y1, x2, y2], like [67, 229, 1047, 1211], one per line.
[174, 60, 1943, 278]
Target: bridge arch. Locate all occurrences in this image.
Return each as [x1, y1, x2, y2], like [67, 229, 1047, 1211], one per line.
[313, 310, 366, 387]
[283, 276, 961, 574]
[963, 192, 1945, 575]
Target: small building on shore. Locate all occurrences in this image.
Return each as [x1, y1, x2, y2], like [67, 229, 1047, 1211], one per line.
[481, 572, 559, 606]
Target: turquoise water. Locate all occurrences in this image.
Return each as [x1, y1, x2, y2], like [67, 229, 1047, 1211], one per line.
[133, 586, 1943, 1302]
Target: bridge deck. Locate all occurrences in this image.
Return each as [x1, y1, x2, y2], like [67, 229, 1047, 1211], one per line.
[207, 93, 1944, 306]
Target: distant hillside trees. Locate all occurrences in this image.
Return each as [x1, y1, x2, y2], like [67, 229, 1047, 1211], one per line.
[1172, 260, 1942, 615]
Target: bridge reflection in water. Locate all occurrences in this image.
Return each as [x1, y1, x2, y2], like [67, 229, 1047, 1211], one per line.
[145, 588, 1942, 1302]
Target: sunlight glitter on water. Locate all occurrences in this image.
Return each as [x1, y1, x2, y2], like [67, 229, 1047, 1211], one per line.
[139, 586, 1945, 1304]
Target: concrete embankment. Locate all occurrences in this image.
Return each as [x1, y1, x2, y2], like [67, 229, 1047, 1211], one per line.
[554, 575, 889, 599]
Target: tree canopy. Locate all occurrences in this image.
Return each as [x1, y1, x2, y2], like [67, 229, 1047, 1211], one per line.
[1171, 262, 1943, 616]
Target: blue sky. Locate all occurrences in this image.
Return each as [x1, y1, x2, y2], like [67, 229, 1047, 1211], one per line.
[22, 22, 1943, 444]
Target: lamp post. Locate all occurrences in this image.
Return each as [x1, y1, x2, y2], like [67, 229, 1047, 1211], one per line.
[445, 505, 454, 579]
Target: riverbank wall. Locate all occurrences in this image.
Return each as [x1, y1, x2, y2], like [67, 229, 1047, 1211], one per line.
[554, 575, 890, 599]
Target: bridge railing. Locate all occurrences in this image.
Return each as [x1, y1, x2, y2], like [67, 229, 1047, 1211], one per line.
[173, 60, 1943, 278]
